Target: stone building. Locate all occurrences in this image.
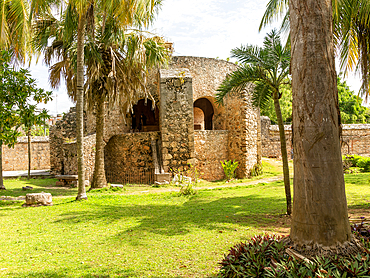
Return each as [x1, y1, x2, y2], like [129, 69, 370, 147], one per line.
[50, 56, 259, 184]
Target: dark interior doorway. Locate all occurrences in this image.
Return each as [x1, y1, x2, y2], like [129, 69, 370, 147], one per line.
[131, 99, 159, 132]
[194, 98, 214, 130]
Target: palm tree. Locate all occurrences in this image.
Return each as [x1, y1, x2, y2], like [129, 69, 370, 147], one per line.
[216, 30, 292, 215]
[33, 1, 168, 190]
[289, 0, 355, 252]
[260, 0, 370, 100]
[84, 21, 169, 189]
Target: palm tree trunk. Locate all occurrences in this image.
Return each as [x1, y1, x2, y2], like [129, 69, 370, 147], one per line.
[290, 0, 352, 247]
[90, 95, 108, 189]
[76, 15, 87, 200]
[273, 95, 292, 215]
[256, 108, 262, 166]
[0, 141, 5, 190]
[27, 129, 31, 179]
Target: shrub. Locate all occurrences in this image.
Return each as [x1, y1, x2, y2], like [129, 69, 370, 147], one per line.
[179, 183, 196, 196]
[250, 163, 263, 177]
[357, 157, 370, 172]
[219, 226, 370, 277]
[343, 155, 370, 173]
[221, 160, 239, 181]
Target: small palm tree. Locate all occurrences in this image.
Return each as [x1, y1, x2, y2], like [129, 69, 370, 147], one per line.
[216, 30, 292, 215]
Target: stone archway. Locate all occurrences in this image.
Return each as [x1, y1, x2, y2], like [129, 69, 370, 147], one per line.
[194, 98, 214, 130]
[131, 99, 159, 132]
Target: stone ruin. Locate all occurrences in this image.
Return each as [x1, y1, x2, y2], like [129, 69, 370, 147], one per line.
[50, 56, 259, 184]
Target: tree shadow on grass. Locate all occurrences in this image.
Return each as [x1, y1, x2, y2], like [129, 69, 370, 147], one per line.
[1, 178, 78, 198]
[54, 194, 286, 238]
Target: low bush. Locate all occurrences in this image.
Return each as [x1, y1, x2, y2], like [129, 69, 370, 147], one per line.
[219, 225, 370, 277]
[357, 157, 370, 172]
[343, 155, 370, 172]
[221, 160, 239, 181]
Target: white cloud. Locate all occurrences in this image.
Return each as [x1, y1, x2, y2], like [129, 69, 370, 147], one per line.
[28, 0, 362, 114]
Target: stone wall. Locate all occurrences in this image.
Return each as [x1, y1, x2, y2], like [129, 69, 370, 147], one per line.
[63, 134, 96, 182]
[104, 132, 159, 184]
[226, 90, 259, 178]
[169, 56, 237, 130]
[2, 137, 50, 171]
[261, 117, 370, 158]
[194, 130, 228, 181]
[159, 69, 195, 173]
[49, 107, 88, 175]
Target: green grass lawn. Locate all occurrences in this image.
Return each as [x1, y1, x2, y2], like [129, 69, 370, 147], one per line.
[0, 161, 368, 277]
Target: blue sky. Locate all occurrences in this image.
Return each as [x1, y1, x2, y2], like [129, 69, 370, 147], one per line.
[29, 0, 362, 116]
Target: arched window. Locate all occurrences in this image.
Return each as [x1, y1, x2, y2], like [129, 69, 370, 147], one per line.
[194, 98, 214, 130]
[131, 99, 159, 132]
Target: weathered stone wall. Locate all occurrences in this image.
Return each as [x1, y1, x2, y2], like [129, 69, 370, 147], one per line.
[2, 137, 50, 171]
[62, 134, 96, 182]
[104, 132, 159, 183]
[169, 56, 237, 130]
[194, 130, 228, 181]
[261, 116, 292, 158]
[49, 107, 88, 175]
[340, 125, 370, 156]
[159, 69, 194, 173]
[261, 117, 370, 158]
[226, 90, 259, 178]
[85, 104, 131, 141]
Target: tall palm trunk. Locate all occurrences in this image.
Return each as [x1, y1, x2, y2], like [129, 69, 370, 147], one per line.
[90, 94, 107, 189]
[0, 140, 5, 190]
[27, 129, 31, 179]
[273, 94, 291, 215]
[76, 15, 87, 200]
[290, 0, 351, 247]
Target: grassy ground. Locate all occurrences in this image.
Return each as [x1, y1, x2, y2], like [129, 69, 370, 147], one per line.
[0, 160, 368, 277]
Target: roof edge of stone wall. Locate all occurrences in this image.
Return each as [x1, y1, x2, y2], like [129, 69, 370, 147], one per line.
[172, 55, 236, 66]
[16, 136, 49, 143]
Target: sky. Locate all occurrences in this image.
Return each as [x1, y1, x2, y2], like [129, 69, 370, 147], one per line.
[28, 0, 363, 116]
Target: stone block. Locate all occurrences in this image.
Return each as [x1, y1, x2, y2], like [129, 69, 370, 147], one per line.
[155, 173, 171, 184]
[23, 192, 53, 207]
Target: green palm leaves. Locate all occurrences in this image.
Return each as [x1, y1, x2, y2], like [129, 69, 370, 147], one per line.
[216, 29, 290, 107]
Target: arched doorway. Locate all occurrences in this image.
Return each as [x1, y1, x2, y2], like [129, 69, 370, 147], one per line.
[194, 98, 214, 130]
[131, 99, 159, 132]
[194, 107, 205, 130]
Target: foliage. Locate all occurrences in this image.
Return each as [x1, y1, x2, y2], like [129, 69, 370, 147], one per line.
[250, 163, 264, 177]
[261, 76, 370, 124]
[261, 83, 292, 124]
[338, 77, 370, 123]
[219, 233, 370, 278]
[179, 183, 196, 196]
[219, 234, 286, 277]
[221, 160, 239, 181]
[0, 51, 52, 147]
[343, 155, 370, 172]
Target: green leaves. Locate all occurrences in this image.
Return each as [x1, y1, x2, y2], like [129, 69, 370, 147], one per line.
[0, 50, 52, 147]
[216, 29, 290, 108]
[221, 160, 239, 181]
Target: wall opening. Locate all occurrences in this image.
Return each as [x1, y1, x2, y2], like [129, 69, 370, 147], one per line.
[194, 107, 205, 130]
[194, 98, 214, 130]
[131, 99, 159, 132]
